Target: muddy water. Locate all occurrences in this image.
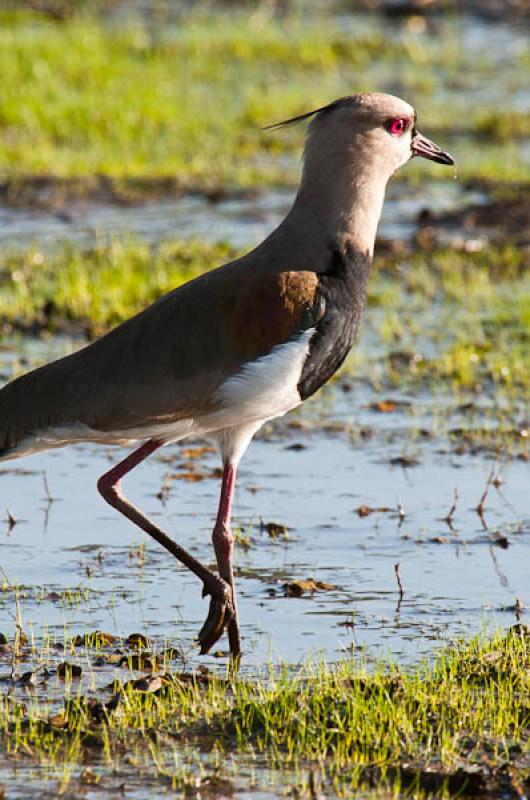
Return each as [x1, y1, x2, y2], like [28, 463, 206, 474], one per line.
[1, 337, 528, 672]
[0, 181, 485, 252]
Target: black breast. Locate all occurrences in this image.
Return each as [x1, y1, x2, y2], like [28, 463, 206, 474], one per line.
[297, 245, 372, 401]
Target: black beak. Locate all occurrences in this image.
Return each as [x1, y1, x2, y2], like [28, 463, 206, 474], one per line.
[411, 131, 454, 166]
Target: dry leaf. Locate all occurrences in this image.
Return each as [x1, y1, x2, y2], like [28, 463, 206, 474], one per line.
[355, 505, 392, 517]
[283, 578, 336, 597]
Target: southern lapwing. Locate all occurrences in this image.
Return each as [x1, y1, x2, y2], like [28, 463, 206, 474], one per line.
[0, 94, 453, 658]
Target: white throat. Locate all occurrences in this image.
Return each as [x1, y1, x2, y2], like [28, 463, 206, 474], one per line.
[272, 133, 393, 264]
[292, 160, 387, 257]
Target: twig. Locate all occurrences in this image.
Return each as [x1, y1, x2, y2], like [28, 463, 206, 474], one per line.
[394, 562, 404, 617]
[476, 468, 493, 514]
[0, 565, 12, 587]
[6, 508, 17, 531]
[394, 562, 404, 599]
[43, 472, 54, 503]
[475, 467, 495, 530]
[442, 488, 458, 531]
[14, 590, 26, 658]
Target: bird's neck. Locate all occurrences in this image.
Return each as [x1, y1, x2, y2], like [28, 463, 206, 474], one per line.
[275, 157, 389, 266]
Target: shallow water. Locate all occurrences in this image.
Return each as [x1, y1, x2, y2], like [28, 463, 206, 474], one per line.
[0, 180, 485, 253]
[1, 337, 528, 673]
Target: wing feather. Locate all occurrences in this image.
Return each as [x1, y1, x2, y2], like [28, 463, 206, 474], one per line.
[0, 258, 320, 454]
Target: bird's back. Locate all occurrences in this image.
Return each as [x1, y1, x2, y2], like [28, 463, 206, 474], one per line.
[0, 251, 323, 459]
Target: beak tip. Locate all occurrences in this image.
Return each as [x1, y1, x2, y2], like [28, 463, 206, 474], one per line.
[439, 152, 456, 167]
[412, 131, 454, 167]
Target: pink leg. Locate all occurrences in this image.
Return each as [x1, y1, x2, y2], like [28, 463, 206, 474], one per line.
[97, 440, 234, 654]
[212, 464, 241, 657]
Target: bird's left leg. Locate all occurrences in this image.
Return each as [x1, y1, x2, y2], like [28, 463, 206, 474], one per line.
[97, 440, 234, 655]
[211, 463, 241, 658]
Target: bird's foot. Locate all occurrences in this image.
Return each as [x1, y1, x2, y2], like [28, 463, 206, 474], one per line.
[198, 576, 235, 654]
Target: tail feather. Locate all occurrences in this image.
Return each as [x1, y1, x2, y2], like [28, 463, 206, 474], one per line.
[0, 315, 166, 458]
[0, 357, 78, 458]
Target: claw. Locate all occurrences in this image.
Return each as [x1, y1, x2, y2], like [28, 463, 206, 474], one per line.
[198, 578, 235, 654]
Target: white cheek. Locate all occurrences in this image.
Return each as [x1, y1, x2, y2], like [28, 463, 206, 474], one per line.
[392, 134, 413, 171]
[403, 133, 413, 163]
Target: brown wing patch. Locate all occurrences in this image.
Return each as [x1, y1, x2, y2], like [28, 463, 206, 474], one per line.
[279, 270, 320, 317]
[225, 270, 320, 366]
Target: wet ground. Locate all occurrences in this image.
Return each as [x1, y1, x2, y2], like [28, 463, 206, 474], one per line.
[1, 332, 528, 672]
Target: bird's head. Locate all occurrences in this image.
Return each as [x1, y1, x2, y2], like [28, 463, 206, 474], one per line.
[268, 92, 454, 182]
[266, 93, 454, 255]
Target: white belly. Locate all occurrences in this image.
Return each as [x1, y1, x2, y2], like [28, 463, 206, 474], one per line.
[2, 329, 315, 462]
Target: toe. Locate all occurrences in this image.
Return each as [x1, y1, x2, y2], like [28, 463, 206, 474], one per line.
[197, 593, 235, 654]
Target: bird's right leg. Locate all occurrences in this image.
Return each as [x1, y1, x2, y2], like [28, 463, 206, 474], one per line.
[211, 462, 241, 659]
[96, 439, 234, 653]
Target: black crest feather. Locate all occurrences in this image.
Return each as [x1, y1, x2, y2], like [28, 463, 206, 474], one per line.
[262, 98, 345, 131]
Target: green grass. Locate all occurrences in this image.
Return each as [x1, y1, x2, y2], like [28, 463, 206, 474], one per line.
[1, 630, 529, 796]
[365, 244, 530, 394]
[0, 9, 528, 192]
[0, 238, 238, 335]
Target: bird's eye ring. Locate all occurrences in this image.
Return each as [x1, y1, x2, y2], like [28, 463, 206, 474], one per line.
[386, 117, 409, 136]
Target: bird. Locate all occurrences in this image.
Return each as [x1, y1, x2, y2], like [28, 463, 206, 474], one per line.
[0, 93, 454, 659]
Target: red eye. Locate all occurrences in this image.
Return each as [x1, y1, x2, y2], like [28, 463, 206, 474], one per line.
[387, 117, 408, 136]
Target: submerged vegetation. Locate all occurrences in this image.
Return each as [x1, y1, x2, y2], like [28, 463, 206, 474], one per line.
[1, 629, 530, 796]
